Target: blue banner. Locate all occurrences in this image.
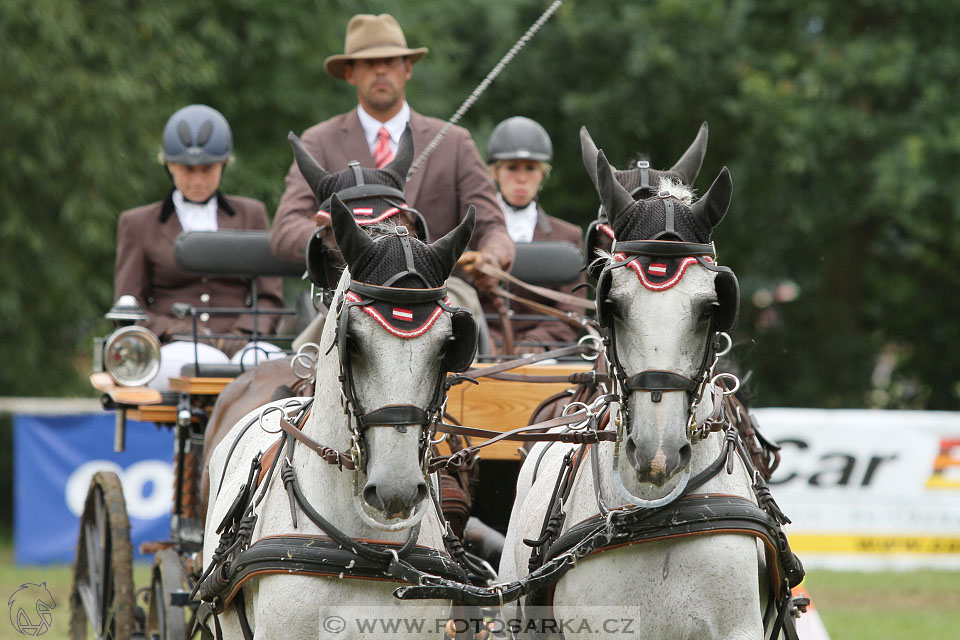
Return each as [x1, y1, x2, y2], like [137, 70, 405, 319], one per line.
[14, 414, 174, 565]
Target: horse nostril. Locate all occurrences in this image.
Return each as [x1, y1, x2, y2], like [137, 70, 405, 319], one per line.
[363, 484, 384, 510]
[415, 482, 428, 505]
[677, 443, 692, 468]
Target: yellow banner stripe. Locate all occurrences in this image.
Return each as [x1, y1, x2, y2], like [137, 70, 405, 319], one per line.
[789, 534, 960, 554]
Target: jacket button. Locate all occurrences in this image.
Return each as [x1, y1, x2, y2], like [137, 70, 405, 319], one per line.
[200, 293, 210, 303]
[200, 312, 210, 322]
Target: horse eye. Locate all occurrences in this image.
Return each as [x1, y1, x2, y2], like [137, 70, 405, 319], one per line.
[346, 336, 361, 356]
[700, 302, 719, 322]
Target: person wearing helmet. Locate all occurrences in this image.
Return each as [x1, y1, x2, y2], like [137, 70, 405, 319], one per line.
[484, 116, 586, 353]
[114, 104, 286, 389]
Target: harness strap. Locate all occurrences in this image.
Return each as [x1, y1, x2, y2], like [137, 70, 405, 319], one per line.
[612, 239, 715, 257]
[623, 370, 697, 393]
[208, 535, 468, 612]
[475, 261, 595, 310]
[448, 343, 598, 385]
[360, 404, 429, 428]
[348, 282, 447, 304]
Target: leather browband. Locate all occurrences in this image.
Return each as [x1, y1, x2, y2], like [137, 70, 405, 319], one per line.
[320, 184, 407, 209]
[613, 240, 715, 258]
[349, 281, 447, 304]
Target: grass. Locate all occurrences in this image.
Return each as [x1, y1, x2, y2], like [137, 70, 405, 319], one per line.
[1, 537, 958, 639]
[802, 569, 960, 640]
[0, 540, 151, 640]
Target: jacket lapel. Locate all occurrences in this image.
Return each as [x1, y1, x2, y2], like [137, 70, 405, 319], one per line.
[404, 110, 432, 205]
[341, 110, 376, 167]
[533, 206, 553, 240]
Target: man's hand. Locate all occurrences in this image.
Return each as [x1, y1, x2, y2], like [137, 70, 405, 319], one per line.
[457, 250, 500, 293]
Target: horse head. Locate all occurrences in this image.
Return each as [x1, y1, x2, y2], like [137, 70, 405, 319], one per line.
[591, 144, 737, 502]
[288, 127, 431, 290]
[328, 194, 476, 528]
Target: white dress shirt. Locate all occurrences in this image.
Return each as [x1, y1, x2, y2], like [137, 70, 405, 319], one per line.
[356, 102, 411, 157]
[172, 189, 218, 232]
[498, 194, 539, 243]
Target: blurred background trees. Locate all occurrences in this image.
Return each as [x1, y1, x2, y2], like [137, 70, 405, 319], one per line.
[2, 0, 958, 409]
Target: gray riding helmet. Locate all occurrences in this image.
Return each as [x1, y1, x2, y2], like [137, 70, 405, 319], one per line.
[486, 116, 552, 162]
[162, 104, 233, 165]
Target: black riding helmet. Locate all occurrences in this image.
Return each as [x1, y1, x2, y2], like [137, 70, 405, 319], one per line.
[486, 116, 552, 163]
[162, 104, 233, 166]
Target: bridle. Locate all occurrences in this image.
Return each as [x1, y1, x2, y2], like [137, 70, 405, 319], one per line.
[597, 234, 740, 505]
[333, 225, 477, 528]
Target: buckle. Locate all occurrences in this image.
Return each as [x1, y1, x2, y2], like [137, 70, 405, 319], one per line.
[394, 225, 409, 236]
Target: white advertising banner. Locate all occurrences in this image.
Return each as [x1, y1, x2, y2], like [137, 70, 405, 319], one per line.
[753, 408, 960, 570]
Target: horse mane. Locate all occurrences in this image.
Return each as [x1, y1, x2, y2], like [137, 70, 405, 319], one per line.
[656, 177, 695, 204]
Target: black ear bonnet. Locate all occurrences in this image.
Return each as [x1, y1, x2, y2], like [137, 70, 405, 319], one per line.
[342, 229, 478, 373]
[593, 195, 739, 333]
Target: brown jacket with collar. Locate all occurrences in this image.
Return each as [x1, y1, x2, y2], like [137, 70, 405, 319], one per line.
[270, 108, 515, 272]
[114, 191, 285, 342]
[484, 207, 586, 351]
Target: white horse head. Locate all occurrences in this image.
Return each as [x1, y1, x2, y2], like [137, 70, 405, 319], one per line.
[593, 148, 735, 503]
[319, 193, 477, 527]
[201, 195, 476, 639]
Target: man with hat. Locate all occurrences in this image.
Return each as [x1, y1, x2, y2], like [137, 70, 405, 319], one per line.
[270, 13, 514, 295]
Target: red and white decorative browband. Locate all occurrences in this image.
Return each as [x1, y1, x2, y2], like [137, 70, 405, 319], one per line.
[613, 253, 715, 291]
[345, 291, 448, 339]
[316, 206, 402, 226]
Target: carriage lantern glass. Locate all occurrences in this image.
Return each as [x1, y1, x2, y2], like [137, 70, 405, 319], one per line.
[103, 325, 161, 387]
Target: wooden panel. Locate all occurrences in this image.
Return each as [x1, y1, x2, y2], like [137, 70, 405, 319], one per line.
[128, 405, 177, 424]
[168, 377, 235, 395]
[90, 373, 163, 405]
[446, 363, 592, 461]
[127, 404, 213, 425]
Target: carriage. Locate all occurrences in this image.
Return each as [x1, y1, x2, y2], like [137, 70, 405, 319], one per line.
[74, 227, 593, 640]
[72, 122, 810, 640]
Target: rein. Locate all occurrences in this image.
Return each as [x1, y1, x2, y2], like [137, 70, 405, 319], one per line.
[406, 0, 566, 180]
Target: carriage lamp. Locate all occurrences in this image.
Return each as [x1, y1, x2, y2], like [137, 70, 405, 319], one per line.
[105, 294, 148, 324]
[103, 325, 161, 387]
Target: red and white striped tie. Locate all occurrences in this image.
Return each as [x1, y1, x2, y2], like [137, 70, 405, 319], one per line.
[373, 126, 394, 169]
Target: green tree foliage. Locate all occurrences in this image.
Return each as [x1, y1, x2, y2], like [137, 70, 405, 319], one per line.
[1, 0, 957, 408]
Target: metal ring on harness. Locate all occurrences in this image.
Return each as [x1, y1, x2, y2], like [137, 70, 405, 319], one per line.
[710, 372, 741, 396]
[715, 332, 733, 358]
[292, 342, 321, 380]
[258, 406, 285, 434]
[578, 334, 603, 361]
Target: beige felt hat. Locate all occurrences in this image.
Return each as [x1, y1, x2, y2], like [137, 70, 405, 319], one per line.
[324, 14, 429, 80]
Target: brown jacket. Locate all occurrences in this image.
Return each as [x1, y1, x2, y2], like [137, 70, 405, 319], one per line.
[114, 192, 285, 342]
[485, 207, 586, 350]
[270, 108, 514, 271]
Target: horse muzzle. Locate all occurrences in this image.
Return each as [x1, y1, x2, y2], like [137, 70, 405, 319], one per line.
[623, 395, 692, 486]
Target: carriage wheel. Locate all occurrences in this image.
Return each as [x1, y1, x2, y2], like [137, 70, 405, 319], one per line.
[145, 548, 190, 640]
[69, 471, 136, 639]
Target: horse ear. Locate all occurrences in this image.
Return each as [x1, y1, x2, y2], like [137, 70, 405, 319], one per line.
[668, 121, 709, 186]
[597, 149, 635, 228]
[580, 126, 601, 192]
[383, 124, 414, 182]
[690, 166, 733, 230]
[330, 193, 374, 268]
[288, 131, 330, 200]
[430, 206, 476, 279]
